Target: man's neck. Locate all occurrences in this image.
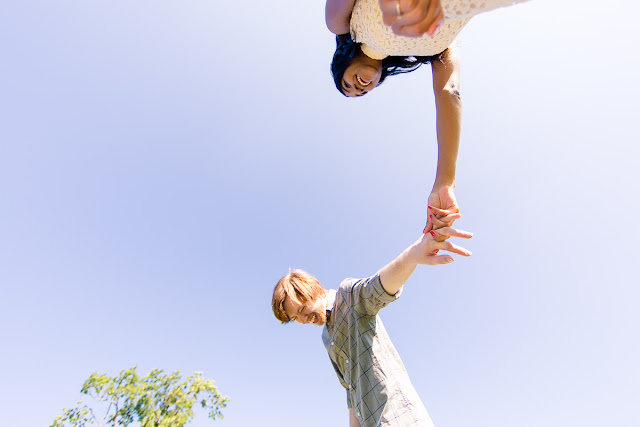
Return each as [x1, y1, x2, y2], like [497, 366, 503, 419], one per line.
[324, 289, 337, 325]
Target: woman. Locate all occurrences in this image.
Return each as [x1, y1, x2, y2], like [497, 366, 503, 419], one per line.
[326, 0, 527, 234]
[327, 0, 528, 95]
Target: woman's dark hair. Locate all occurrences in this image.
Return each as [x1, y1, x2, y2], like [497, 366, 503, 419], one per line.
[331, 33, 444, 96]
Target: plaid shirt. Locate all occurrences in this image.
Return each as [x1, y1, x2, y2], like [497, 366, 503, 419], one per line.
[322, 274, 434, 427]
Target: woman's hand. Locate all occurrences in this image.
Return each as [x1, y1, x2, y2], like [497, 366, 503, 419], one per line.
[423, 185, 460, 237]
[379, 0, 444, 38]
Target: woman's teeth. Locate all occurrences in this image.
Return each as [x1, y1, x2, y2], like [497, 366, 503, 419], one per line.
[356, 75, 370, 87]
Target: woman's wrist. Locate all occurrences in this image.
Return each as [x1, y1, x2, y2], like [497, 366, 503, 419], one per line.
[432, 180, 455, 192]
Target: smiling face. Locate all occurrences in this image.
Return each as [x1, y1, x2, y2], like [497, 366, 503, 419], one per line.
[283, 293, 327, 326]
[341, 52, 383, 97]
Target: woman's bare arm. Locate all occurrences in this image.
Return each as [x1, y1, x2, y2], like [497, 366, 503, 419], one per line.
[424, 45, 462, 232]
[326, 0, 356, 34]
[431, 45, 461, 193]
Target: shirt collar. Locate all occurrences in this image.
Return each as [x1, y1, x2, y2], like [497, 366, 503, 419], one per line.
[325, 289, 337, 325]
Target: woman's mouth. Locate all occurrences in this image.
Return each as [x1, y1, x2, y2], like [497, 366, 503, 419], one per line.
[356, 75, 371, 87]
[309, 313, 316, 324]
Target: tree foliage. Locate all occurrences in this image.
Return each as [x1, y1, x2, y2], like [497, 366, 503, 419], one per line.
[51, 367, 229, 427]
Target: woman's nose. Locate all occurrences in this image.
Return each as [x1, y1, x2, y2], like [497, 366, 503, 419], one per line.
[344, 75, 359, 93]
[344, 73, 354, 86]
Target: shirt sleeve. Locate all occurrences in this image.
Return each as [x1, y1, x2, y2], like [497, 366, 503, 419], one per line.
[345, 273, 402, 316]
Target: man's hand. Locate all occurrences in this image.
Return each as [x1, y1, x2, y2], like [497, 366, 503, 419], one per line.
[423, 185, 459, 236]
[410, 226, 472, 265]
[379, 225, 472, 295]
[379, 0, 444, 38]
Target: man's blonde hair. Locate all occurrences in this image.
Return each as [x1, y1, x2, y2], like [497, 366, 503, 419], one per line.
[272, 269, 326, 323]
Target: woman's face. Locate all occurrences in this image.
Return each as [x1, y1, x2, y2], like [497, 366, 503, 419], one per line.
[341, 53, 383, 97]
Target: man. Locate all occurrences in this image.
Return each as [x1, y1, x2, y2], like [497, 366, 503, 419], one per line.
[271, 222, 473, 426]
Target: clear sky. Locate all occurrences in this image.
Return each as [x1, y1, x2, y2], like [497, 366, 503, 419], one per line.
[1, 1, 639, 426]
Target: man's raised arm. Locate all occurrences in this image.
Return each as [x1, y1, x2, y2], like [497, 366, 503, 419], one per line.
[378, 227, 473, 295]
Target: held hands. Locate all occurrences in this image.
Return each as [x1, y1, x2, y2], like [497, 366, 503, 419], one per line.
[378, 186, 469, 295]
[423, 185, 460, 238]
[379, 0, 445, 38]
[416, 184, 472, 264]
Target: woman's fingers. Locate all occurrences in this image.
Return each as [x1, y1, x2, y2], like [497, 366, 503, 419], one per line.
[380, 0, 406, 26]
[381, 0, 444, 38]
[426, 6, 444, 35]
[395, 2, 443, 37]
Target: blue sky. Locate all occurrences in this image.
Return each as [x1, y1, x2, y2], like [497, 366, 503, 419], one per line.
[1, 1, 639, 426]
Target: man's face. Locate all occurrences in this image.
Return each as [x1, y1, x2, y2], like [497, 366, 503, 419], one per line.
[283, 293, 327, 326]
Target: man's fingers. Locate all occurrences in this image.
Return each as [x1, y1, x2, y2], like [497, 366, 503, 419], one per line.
[435, 227, 473, 239]
[426, 255, 455, 265]
[437, 215, 461, 228]
[428, 205, 457, 216]
[430, 212, 461, 229]
[431, 231, 448, 242]
[437, 240, 472, 256]
[430, 214, 447, 228]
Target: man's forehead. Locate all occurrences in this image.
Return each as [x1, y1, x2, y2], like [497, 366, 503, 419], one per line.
[283, 294, 302, 315]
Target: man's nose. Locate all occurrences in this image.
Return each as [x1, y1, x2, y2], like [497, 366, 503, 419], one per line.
[298, 314, 309, 324]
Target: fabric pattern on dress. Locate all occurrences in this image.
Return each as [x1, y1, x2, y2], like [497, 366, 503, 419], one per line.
[350, 0, 529, 59]
[440, 0, 529, 19]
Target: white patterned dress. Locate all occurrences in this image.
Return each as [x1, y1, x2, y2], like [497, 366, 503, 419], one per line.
[350, 0, 529, 59]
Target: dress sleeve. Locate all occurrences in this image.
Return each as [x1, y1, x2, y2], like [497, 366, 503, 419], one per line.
[345, 273, 402, 316]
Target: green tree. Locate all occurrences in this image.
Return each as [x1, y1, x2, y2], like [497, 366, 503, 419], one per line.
[51, 367, 229, 427]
